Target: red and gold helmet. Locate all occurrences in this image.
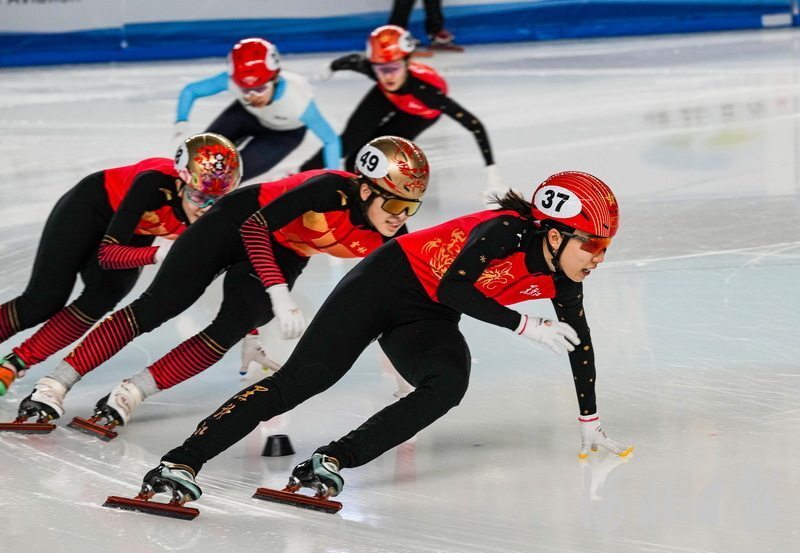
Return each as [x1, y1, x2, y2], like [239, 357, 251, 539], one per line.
[366, 25, 416, 64]
[354, 136, 429, 200]
[531, 171, 619, 238]
[175, 133, 242, 196]
[229, 38, 280, 89]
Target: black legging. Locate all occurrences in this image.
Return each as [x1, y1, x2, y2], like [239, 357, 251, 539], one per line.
[120, 198, 307, 345]
[389, 0, 445, 37]
[164, 240, 470, 473]
[0, 172, 149, 342]
[300, 86, 438, 172]
[207, 101, 307, 181]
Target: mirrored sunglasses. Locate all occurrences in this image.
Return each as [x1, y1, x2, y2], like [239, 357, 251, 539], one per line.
[367, 184, 421, 216]
[560, 231, 611, 255]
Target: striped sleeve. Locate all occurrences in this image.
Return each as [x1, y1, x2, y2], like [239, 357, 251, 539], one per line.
[97, 237, 158, 269]
[240, 212, 286, 288]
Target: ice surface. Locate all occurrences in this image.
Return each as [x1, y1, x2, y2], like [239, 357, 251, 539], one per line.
[1, 28, 799, 552]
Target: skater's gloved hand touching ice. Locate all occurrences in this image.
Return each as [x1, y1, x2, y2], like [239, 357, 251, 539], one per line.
[578, 414, 633, 459]
[239, 332, 282, 376]
[515, 314, 579, 355]
[267, 284, 305, 339]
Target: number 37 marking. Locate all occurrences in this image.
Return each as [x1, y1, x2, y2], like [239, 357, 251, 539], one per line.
[541, 190, 570, 211]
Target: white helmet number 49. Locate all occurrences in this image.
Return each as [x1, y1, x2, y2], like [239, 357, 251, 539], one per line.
[356, 145, 389, 178]
[534, 185, 582, 218]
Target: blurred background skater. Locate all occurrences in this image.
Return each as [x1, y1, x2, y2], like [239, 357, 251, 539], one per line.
[301, 25, 502, 200]
[15, 137, 429, 433]
[388, 0, 461, 50]
[0, 133, 242, 397]
[175, 38, 341, 181]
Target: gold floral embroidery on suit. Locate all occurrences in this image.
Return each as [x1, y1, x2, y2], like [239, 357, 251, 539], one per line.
[422, 228, 467, 279]
[476, 260, 515, 290]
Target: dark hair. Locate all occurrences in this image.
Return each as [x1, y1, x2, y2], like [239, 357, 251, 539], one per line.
[488, 189, 535, 220]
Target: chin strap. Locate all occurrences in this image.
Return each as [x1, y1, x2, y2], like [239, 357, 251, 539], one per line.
[352, 177, 379, 231]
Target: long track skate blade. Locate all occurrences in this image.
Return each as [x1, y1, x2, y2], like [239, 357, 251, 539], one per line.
[68, 416, 118, 441]
[0, 421, 56, 434]
[253, 487, 342, 514]
[103, 496, 199, 520]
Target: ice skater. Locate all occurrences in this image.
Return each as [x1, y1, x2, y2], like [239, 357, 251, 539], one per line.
[131, 170, 632, 513]
[175, 37, 341, 181]
[0, 133, 242, 396]
[11, 137, 430, 438]
[388, 0, 460, 50]
[301, 25, 501, 199]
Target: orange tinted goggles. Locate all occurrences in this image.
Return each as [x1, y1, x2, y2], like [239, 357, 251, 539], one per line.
[367, 185, 422, 216]
[561, 231, 612, 255]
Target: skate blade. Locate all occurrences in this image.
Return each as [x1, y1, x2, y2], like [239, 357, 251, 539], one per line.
[104, 495, 199, 520]
[252, 487, 342, 514]
[68, 416, 118, 441]
[0, 421, 56, 434]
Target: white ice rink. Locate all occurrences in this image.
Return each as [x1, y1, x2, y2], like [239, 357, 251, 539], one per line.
[2, 28, 800, 553]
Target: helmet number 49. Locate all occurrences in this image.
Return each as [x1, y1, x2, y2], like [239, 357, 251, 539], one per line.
[356, 146, 389, 178]
[360, 151, 380, 172]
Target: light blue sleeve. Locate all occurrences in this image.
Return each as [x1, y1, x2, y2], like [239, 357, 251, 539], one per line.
[299, 100, 341, 169]
[175, 71, 230, 123]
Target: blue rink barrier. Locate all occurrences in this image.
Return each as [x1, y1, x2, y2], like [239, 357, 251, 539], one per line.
[0, 1, 793, 67]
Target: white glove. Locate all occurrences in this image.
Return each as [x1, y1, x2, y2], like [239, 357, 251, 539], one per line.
[239, 333, 282, 376]
[154, 242, 173, 264]
[318, 63, 333, 81]
[515, 314, 579, 355]
[481, 164, 506, 205]
[579, 413, 633, 459]
[266, 284, 306, 340]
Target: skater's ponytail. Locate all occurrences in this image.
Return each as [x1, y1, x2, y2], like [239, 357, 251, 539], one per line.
[490, 190, 535, 221]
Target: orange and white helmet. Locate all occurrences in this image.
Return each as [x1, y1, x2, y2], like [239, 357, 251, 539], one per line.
[229, 38, 280, 89]
[354, 136, 429, 201]
[175, 133, 242, 196]
[531, 171, 619, 238]
[366, 25, 416, 64]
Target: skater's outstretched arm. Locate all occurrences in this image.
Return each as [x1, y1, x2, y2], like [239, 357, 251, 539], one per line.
[175, 71, 229, 123]
[329, 54, 375, 80]
[550, 278, 597, 416]
[412, 84, 494, 166]
[299, 101, 342, 169]
[97, 172, 182, 270]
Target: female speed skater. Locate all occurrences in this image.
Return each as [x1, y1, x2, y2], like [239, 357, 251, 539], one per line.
[175, 37, 341, 180]
[0, 133, 242, 396]
[300, 24, 502, 199]
[12, 136, 430, 435]
[134, 170, 633, 509]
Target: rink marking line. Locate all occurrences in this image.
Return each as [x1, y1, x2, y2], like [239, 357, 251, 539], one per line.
[602, 240, 800, 268]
